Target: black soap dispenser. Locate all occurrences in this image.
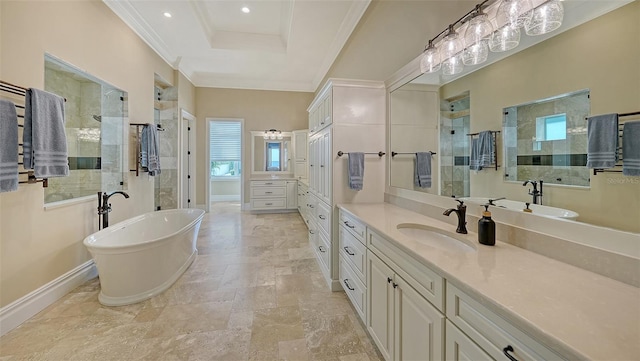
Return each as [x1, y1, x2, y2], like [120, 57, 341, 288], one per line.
[478, 204, 495, 246]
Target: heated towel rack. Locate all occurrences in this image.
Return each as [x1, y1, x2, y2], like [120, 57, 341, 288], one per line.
[129, 123, 165, 176]
[467, 130, 500, 171]
[592, 111, 640, 175]
[1, 80, 51, 187]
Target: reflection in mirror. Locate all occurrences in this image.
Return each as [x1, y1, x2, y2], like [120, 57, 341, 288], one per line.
[251, 131, 291, 173]
[504, 90, 590, 187]
[44, 55, 127, 204]
[440, 92, 470, 197]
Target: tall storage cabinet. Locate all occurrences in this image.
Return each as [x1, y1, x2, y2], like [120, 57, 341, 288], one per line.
[307, 79, 386, 290]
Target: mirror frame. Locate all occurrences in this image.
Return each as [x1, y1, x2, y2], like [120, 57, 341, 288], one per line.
[250, 131, 293, 174]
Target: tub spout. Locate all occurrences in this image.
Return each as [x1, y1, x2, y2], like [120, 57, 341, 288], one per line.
[98, 191, 130, 229]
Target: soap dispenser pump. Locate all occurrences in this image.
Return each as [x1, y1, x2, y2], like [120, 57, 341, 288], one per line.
[478, 204, 495, 246]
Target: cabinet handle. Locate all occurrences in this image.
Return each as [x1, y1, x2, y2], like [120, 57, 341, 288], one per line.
[320, 165, 324, 168]
[309, 204, 315, 208]
[318, 245, 326, 253]
[319, 215, 326, 220]
[343, 246, 355, 256]
[265, 203, 273, 206]
[387, 277, 392, 284]
[343, 221, 355, 229]
[265, 182, 273, 185]
[343, 279, 355, 291]
[265, 191, 273, 194]
[309, 230, 315, 235]
[392, 283, 398, 289]
[503, 346, 518, 361]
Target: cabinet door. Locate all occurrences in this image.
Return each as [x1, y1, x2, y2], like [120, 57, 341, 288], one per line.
[394, 275, 444, 361]
[308, 137, 318, 193]
[322, 92, 332, 128]
[367, 251, 394, 361]
[446, 320, 494, 361]
[286, 181, 297, 209]
[320, 129, 332, 203]
[294, 161, 307, 180]
[294, 131, 308, 161]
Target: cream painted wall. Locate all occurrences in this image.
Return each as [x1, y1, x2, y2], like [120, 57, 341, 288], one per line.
[0, 1, 183, 307]
[177, 70, 196, 115]
[195, 88, 313, 205]
[321, 0, 471, 91]
[440, 2, 640, 233]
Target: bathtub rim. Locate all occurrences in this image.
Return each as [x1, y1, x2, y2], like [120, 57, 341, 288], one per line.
[97, 249, 198, 306]
[83, 208, 205, 253]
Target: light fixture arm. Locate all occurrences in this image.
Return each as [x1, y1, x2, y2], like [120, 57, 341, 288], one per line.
[425, 0, 491, 47]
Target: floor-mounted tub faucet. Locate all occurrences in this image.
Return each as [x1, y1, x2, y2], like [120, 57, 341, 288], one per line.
[523, 180, 543, 205]
[98, 191, 130, 229]
[443, 199, 468, 234]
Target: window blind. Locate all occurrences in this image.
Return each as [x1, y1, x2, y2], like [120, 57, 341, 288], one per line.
[210, 121, 241, 160]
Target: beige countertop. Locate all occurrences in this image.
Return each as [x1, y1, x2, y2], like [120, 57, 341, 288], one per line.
[250, 175, 297, 181]
[338, 203, 640, 360]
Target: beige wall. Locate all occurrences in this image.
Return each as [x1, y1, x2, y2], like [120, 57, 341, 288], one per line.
[440, 2, 640, 232]
[0, 1, 183, 307]
[177, 70, 196, 116]
[195, 88, 313, 205]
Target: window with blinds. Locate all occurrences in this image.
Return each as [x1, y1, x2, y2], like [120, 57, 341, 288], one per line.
[210, 120, 241, 178]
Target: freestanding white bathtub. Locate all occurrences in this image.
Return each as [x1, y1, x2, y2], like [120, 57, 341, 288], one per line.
[83, 208, 205, 306]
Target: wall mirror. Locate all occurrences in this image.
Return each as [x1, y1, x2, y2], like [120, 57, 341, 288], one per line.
[251, 131, 292, 173]
[388, 1, 639, 234]
[504, 89, 590, 187]
[44, 55, 127, 204]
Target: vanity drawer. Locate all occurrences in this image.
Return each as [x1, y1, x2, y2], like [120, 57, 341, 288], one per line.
[447, 283, 565, 361]
[339, 257, 366, 322]
[339, 210, 366, 244]
[251, 198, 286, 210]
[367, 228, 444, 312]
[315, 229, 331, 277]
[251, 186, 286, 198]
[251, 180, 286, 187]
[316, 200, 332, 236]
[339, 226, 366, 283]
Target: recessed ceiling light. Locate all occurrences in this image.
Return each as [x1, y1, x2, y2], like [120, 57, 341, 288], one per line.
[241, 6, 250, 14]
[163, 12, 172, 18]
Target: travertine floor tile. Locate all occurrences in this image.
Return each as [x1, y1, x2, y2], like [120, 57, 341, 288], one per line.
[0, 202, 382, 361]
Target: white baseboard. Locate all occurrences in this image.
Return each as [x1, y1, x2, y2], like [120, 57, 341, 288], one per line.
[0, 260, 97, 336]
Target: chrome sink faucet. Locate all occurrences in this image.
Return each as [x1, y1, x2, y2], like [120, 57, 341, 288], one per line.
[522, 180, 543, 205]
[443, 199, 467, 234]
[98, 191, 130, 229]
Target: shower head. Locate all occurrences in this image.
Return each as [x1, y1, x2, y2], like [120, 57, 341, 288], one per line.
[92, 115, 102, 122]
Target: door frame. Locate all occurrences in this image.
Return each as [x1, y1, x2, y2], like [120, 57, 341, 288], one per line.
[205, 118, 245, 212]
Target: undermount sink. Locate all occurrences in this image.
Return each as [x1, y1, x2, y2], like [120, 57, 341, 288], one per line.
[397, 223, 476, 253]
[459, 197, 579, 220]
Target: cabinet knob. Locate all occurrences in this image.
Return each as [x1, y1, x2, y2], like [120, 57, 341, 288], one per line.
[344, 246, 355, 256]
[503, 345, 519, 361]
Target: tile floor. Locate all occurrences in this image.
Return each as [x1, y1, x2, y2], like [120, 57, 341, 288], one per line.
[0, 203, 383, 361]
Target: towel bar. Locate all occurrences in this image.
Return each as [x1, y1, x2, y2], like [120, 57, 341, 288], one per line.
[391, 151, 437, 157]
[337, 151, 385, 157]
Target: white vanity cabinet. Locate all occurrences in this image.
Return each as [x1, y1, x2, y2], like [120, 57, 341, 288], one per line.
[250, 180, 297, 211]
[306, 79, 386, 290]
[338, 210, 368, 321]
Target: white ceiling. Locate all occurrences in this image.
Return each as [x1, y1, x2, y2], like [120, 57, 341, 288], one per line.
[104, 0, 371, 92]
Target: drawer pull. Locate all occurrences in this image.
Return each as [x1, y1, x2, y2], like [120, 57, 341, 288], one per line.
[309, 230, 315, 235]
[318, 245, 327, 253]
[265, 191, 273, 194]
[387, 277, 392, 284]
[343, 221, 355, 229]
[265, 203, 273, 205]
[309, 204, 315, 208]
[319, 215, 326, 220]
[265, 182, 273, 185]
[343, 246, 355, 256]
[343, 279, 355, 291]
[392, 282, 398, 289]
[503, 346, 518, 361]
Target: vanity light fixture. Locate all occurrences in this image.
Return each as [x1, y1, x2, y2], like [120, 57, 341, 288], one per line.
[419, 0, 564, 75]
[263, 129, 283, 140]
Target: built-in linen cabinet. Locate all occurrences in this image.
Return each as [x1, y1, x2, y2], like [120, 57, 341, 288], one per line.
[306, 79, 386, 291]
[293, 130, 308, 181]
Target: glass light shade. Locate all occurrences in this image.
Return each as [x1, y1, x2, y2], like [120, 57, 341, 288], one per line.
[525, 0, 563, 36]
[420, 42, 441, 73]
[463, 42, 489, 66]
[489, 25, 520, 52]
[441, 27, 464, 75]
[263, 133, 269, 139]
[464, 11, 493, 47]
[497, 0, 533, 29]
